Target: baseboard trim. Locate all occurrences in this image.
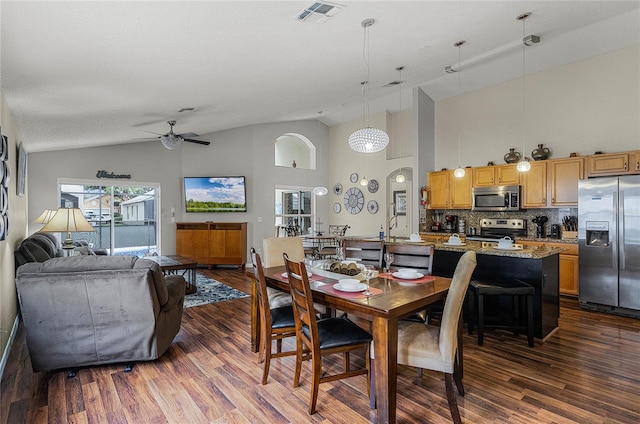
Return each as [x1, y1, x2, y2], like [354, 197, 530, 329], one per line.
[0, 315, 20, 381]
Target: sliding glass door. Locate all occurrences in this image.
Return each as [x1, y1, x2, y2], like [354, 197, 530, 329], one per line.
[59, 181, 160, 256]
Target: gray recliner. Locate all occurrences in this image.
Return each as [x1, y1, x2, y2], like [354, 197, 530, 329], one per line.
[16, 255, 185, 372]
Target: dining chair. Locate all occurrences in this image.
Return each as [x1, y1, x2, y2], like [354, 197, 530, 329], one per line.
[319, 224, 350, 258]
[385, 242, 436, 323]
[283, 253, 373, 415]
[370, 251, 477, 424]
[262, 237, 327, 316]
[262, 236, 306, 309]
[342, 238, 384, 269]
[250, 248, 297, 385]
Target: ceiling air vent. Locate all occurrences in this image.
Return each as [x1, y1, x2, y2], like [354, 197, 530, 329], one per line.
[296, 2, 343, 24]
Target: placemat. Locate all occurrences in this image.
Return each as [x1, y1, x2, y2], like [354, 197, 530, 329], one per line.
[271, 273, 326, 283]
[317, 283, 383, 299]
[379, 273, 436, 284]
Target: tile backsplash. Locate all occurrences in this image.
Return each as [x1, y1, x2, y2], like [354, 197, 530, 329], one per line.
[423, 207, 578, 237]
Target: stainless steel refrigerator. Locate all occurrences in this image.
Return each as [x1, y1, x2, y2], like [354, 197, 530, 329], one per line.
[578, 176, 640, 314]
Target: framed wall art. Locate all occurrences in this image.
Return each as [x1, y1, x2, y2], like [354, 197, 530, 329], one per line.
[394, 190, 407, 216]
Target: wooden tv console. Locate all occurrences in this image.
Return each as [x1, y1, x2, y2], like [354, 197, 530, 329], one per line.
[176, 222, 247, 269]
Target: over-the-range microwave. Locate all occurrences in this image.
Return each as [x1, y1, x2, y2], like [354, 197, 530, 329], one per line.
[472, 185, 521, 211]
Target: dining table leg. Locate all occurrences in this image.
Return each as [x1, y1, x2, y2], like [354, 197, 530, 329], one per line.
[372, 316, 398, 424]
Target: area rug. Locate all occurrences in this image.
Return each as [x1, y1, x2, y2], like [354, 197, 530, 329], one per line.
[184, 273, 249, 308]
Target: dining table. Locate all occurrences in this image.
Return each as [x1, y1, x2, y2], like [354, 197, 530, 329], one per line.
[249, 263, 454, 424]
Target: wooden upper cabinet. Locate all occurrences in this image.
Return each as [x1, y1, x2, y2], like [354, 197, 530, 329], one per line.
[549, 157, 584, 207]
[587, 152, 631, 177]
[496, 164, 520, 185]
[427, 171, 450, 209]
[450, 169, 473, 209]
[633, 151, 640, 174]
[472, 164, 519, 187]
[521, 161, 547, 208]
[472, 166, 496, 187]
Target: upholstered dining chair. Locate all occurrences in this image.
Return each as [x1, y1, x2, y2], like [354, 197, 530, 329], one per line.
[262, 237, 328, 316]
[262, 236, 306, 309]
[250, 248, 297, 385]
[342, 238, 384, 269]
[370, 251, 477, 424]
[283, 253, 373, 415]
[385, 242, 436, 323]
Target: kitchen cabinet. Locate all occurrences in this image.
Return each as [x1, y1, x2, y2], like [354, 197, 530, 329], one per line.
[472, 164, 519, 187]
[520, 161, 547, 208]
[549, 157, 584, 207]
[519, 240, 579, 296]
[427, 170, 472, 209]
[420, 233, 446, 243]
[176, 222, 247, 268]
[586, 151, 640, 177]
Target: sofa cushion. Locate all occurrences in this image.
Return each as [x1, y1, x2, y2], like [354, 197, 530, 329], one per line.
[18, 255, 139, 276]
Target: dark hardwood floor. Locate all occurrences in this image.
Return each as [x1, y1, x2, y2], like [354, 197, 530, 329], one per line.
[2, 267, 640, 423]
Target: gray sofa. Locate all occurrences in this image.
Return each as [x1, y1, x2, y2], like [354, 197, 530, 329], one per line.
[16, 255, 185, 372]
[14, 232, 107, 269]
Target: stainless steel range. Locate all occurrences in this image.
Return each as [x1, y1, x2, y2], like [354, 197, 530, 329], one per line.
[466, 218, 527, 242]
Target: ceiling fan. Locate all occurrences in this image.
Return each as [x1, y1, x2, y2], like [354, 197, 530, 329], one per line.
[140, 120, 211, 150]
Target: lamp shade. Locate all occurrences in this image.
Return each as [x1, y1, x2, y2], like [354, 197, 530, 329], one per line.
[34, 209, 56, 224]
[160, 134, 182, 150]
[348, 127, 389, 153]
[41, 208, 95, 248]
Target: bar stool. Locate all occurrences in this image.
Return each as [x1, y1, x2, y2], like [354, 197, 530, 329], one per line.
[467, 279, 534, 347]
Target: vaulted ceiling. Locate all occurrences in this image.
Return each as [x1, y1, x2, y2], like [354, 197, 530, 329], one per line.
[2, 1, 639, 152]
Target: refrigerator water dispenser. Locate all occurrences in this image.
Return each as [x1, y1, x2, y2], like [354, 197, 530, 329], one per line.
[585, 221, 609, 247]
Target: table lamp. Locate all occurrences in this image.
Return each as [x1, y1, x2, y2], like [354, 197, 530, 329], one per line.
[34, 209, 56, 224]
[40, 207, 95, 251]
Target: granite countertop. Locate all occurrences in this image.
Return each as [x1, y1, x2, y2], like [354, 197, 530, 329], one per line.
[434, 240, 562, 258]
[419, 232, 578, 245]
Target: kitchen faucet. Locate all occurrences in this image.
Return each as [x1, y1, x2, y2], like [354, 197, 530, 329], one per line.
[388, 203, 398, 241]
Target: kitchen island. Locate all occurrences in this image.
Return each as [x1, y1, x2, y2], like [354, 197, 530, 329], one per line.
[389, 239, 561, 340]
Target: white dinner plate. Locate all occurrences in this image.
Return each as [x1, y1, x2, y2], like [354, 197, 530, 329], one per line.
[442, 242, 466, 246]
[494, 245, 523, 251]
[333, 282, 367, 292]
[392, 271, 425, 280]
[281, 271, 312, 278]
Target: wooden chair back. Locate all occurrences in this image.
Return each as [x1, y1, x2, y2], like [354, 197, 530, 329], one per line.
[250, 247, 271, 332]
[342, 238, 384, 268]
[385, 243, 435, 274]
[283, 254, 318, 354]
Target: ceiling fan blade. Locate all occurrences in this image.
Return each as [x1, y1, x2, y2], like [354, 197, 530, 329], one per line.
[183, 138, 210, 146]
[178, 132, 199, 138]
[139, 129, 165, 136]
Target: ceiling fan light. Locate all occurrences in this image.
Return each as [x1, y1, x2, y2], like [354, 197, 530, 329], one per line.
[453, 166, 466, 178]
[312, 186, 328, 196]
[348, 127, 389, 153]
[160, 134, 182, 150]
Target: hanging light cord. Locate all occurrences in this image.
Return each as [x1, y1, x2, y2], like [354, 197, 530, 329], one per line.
[361, 22, 371, 128]
[521, 15, 526, 157]
[457, 42, 462, 167]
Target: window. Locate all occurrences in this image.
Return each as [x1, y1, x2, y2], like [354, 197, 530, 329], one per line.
[275, 188, 314, 235]
[58, 180, 160, 256]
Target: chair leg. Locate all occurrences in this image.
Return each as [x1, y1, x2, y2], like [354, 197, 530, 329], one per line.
[477, 293, 484, 346]
[445, 373, 463, 424]
[512, 295, 520, 336]
[309, 353, 322, 415]
[262, 335, 273, 385]
[527, 294, 534, 347]
[416, 368, 423, 379]
[453, 353, 465, 396]
[369, 358, 377, 409]
[467, 291, 476, 335]
[276, 338, 283, 353]
[343, 351, 350, 372]
[293, 338, 303, 388]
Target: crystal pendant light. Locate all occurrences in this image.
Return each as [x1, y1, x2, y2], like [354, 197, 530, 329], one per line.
[516, 13, 531, 173]
[348, 18, 389, 153]
[453, 41, 466, 178]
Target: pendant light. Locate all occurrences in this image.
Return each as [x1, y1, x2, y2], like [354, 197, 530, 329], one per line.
[453, 41, 466, 178]
[359, 176, 369, 186]
[516, 13, 532, 173]
[348, 18, 389, 153]
[395, 66, 407, 183]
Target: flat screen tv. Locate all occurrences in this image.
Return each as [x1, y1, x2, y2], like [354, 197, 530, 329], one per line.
[184, 176, 247, 213]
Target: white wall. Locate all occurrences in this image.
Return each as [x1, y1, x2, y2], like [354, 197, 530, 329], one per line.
[27, 119, 330, 258]
[435, 44, 640, 171]
[0, 90, 28, 370]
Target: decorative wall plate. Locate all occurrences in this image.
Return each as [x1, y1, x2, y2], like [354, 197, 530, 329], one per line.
[0, 135, 7, 162]
[333, 202, 341, 213]
[333, 183, 343, 196]
[0, 210, 5, 241]
[343, 187, 364, 214]
[367, 179, 379, 193]
[2, 161, 9, 188]
[367, 200, 379, 214]
[350, 172, 359, 183]
[0, 186, 7, 215]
